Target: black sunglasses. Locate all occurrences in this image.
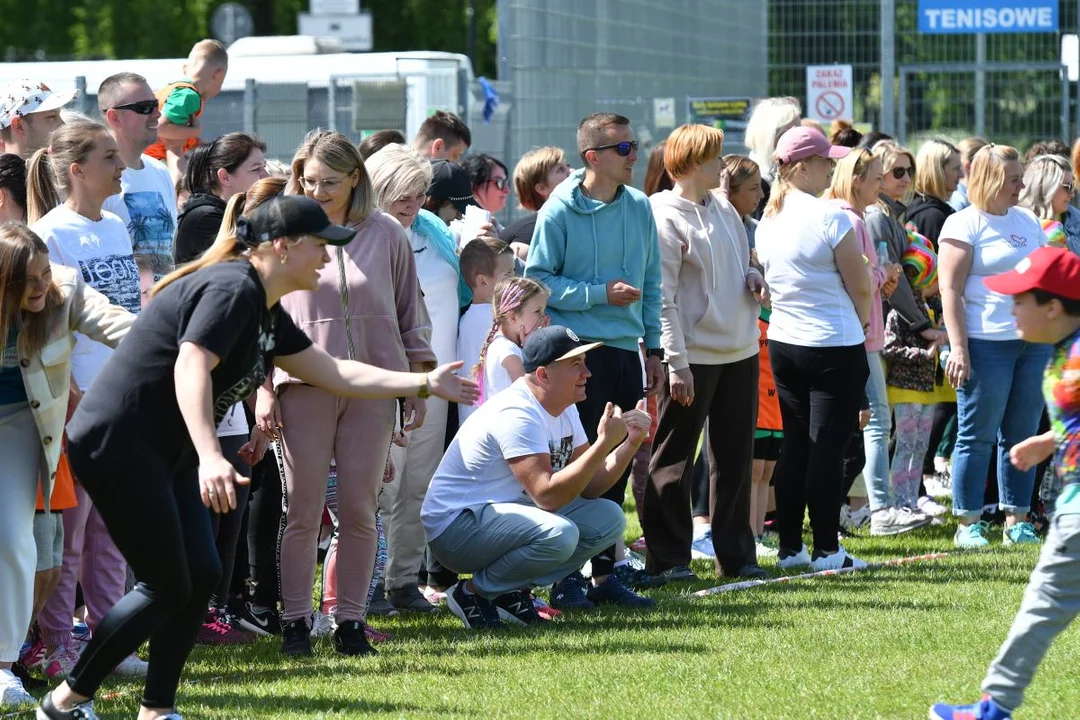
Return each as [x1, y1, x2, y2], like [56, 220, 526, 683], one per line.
[486, 177, 509, 191]
[588, 141, 639, 157]
[890, 166, 914, 179]
[108, 100, 158, 115]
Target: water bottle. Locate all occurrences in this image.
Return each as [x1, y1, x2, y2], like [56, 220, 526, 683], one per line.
[876, 241, 889, 268]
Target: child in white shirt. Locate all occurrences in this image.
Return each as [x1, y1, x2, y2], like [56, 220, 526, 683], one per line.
[473, 276, 550, 407]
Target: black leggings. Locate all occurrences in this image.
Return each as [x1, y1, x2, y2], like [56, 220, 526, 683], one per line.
[769, 341, 869, 554]
[65, 438, 221, 709]
[248, 450, 283, 608]
[208, 434, 251, 608]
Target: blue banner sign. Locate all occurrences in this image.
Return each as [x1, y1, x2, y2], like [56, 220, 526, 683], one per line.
[918, 1, 1058, 34]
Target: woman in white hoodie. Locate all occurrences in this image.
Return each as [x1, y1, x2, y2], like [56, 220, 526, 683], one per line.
[642, 124, 770, 581]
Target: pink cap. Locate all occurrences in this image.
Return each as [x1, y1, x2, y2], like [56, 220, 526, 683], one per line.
[775, 126, 852, 165]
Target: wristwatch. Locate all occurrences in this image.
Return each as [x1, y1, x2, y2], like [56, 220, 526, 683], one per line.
[646, 348, 665, 362]
[418, 373, 431, 399]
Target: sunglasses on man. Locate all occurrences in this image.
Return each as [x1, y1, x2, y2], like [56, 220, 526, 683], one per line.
[587, 141, 639, 157]
[107, 100, 159, 115]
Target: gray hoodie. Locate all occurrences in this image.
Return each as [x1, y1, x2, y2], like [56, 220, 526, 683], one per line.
[649, 190, 760, 369]
[865, 194, 932, 334]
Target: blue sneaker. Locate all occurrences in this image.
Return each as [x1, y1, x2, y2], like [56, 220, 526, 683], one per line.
[550, 572, 594, 610]
[586, 576, 656, 608]
[954, 521, 991, 549]
[929, 695, 1012, 719]
[1003, 521, 1040, 546]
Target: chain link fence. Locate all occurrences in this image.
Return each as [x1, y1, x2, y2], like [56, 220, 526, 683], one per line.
[768, 0, 1080, 148]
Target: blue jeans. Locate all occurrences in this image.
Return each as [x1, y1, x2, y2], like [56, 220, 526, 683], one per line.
[862, 351, 893, 512]
[427, 496, 624, 598]
[952, 338, 1051, 517]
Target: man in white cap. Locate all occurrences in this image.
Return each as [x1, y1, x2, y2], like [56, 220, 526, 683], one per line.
[0, 80, 75, 158]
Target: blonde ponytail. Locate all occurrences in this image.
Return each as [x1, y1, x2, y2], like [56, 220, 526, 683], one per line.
[26, 148, 59, 224]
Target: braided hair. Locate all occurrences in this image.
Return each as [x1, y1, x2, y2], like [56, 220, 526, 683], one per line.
[473, 276, 549, 401]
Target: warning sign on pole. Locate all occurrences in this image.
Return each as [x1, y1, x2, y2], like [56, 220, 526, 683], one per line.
[806, 65, 854, 123]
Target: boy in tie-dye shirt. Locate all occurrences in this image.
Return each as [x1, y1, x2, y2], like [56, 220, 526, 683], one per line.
[932, 247, 1080, 720]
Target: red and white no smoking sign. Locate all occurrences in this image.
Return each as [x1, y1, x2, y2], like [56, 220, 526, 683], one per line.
[806, 65, 854, 123]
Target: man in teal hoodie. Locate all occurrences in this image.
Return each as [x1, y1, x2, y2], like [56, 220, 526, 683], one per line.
[525, 112, 664, 609]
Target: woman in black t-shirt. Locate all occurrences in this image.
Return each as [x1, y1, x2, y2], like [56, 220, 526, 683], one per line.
[38, 196, 479, 720]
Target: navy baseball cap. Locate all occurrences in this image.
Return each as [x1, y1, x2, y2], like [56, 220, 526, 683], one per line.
[428, 160, 475, 214]
[522, 325, 603, 373]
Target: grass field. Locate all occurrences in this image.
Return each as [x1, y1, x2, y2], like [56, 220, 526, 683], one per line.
[8, 504, 1080, 720]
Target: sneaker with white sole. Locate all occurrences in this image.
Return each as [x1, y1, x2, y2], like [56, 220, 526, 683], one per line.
[870, 507, 932, 536]
[44, 640, 82, 680]
[445, 583, 502, 629]
[755, 533, 779, 559]
[839, 504, 872, 534]
[690, 527, 715, 559]
[917, 495, 949, 518]
[310, 610, 336, 638]
[112, 652, 148, 678]
[0, 668, 36, 709]
[36, 690, 99, 719]
[954, 521, 991, 549]
[777, 544, 811, 569]
[809, 545, 868, 571]
[1003, 521, 1040, 546]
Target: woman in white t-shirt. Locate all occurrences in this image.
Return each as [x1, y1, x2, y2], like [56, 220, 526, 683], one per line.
[26, 120, 150, 676]
[755, 126, 872, 572]
[473, 276, 549, 403]
[939, 144, 1051, 549]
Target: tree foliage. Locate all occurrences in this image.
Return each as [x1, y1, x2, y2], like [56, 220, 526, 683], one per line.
[1, 0, 498, 77]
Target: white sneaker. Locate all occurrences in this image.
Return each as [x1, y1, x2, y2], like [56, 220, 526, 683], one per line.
[809, 545, 868, 571]
[310, 610, 336, 638]
[755, 533, 779, 559]
[0, 668, 35, 708]
[839, 504, 872, 533]
[112, 652, 149, 677]
[917, 495, 949, 518]
[870, 507, 932, 536]
[690, 527, 716, 559]
[777, 543, 811, 569]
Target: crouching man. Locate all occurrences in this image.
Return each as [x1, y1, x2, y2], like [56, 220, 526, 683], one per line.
[421, 325, 652, 628]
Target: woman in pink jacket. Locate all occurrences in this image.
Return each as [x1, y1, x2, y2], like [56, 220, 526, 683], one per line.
[265, 131, 435, 658]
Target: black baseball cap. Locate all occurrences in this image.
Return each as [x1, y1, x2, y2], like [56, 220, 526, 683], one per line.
[239, 195, 356, 247]
[522, 325, 603, 373]
[428, 159, 476, 214]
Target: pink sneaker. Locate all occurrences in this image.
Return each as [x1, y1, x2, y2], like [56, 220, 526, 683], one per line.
[629, 536, 648, 553]
[363, 623, 391, 643]
[44, 641, 82, 680]
[19, 636, 46, 670]
[531, 593, 563, 621]
[197, 609, 256, 645]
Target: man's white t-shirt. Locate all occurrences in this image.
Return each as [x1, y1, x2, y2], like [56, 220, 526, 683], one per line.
[102, 155, 177, 280]
[939, 205, 1045, 341]
[457, 302, 494, 424]
[408, 227, 459, 365]
[756, 190, 863, 347]
[483, 334, 522, 401]
[32, 205, 140, 392]
[421, 378, 588, 541]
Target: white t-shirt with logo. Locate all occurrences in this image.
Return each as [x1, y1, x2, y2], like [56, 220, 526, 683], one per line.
[103, 155, 177, 280]
[421, 377, 589, 541]
[32, 205, 140, 392]
[483, 334, 522, 402]
[756, 190, 862, 347]
[457, 302, 494, 424]
[939, 205, 1045, 340]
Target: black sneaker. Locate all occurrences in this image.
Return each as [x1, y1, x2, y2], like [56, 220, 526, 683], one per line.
[280, 618, 312, 657]
[12, 659, 46, 690]
[586, 576, 656, 608]
[231, 601, 281, 636]
[387, 584, 439, 614]
[612, 563, 667, 589]
[724, 563, 768, 579]
[445, 583, 502, 629]
[550, 572, 594, 610]
[332, 620, 377, 657]
[656, 565, 699, 582]
[367, 581, 400, 617]
[37, 691, 100, 719]
[492, 590, 542, 625]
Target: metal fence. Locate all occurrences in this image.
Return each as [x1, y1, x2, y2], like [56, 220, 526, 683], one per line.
[497, 0, 768, 205]
[768, 0, 1080, 147]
